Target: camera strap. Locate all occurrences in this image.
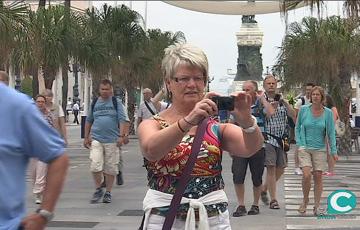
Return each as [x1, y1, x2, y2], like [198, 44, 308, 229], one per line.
[162, 118, 209, 230]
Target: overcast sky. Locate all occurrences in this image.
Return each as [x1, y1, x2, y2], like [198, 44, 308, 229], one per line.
[93, 1, 342, 94]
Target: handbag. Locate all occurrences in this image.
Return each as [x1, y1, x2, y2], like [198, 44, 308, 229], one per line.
[138, 118, 209, 230]
[265, 133, 290, 152]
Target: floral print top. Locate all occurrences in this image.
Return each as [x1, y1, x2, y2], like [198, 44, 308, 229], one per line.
[145, 115, 228, 216]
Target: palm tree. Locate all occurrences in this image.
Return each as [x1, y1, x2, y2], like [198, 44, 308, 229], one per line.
[143, 29, 186, 91]
[283, 1, 360, 19]
[0, 1, 28, 70]
[275, 16, 360, 154]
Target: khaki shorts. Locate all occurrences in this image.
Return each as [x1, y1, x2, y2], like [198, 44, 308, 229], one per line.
[298, 148, 327, 172]
[264, 143, 288, 168]
[90, 140, 120, 175]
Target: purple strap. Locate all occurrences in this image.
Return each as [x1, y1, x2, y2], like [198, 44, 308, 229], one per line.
[162, 118, 209, 230]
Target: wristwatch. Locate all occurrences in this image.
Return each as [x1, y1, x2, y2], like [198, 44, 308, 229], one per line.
[36, 209, 54, 222]
[241, 115, 258, 133]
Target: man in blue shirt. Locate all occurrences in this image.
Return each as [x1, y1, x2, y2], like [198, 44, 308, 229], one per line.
[84, 79, 130, 204]
[0, 79, 68, 230]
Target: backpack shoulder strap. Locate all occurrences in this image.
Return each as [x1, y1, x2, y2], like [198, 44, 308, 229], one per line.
[91, 97, 98, 113]
[112, 96, 118, 112]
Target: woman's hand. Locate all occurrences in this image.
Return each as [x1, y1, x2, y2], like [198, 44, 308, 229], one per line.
[231, 91, 253, 127]
[184, 92, 219, 125]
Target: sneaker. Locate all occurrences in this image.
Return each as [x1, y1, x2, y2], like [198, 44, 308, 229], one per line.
[233, 205, 247, 217]
[117, 171, 123, 185]
[260, 191, 269, 205]
[294, 168, 303, 175]
[90, 188, 104, 204]
[103, 191, 112, 203]
[247, 205, 260, 215]
[34, 193, 42, 204]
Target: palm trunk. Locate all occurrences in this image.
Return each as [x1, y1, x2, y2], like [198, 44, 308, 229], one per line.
[126, 86, 136, 135]
[336, 64, 352, 155]
[62, 64, 68, 117]
[32, 68, 39, 98]
[38, 66, 46, 93]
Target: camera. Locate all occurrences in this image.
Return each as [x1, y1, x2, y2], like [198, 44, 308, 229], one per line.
[274, 94, 281, 101]
[211, 96, 235, 111]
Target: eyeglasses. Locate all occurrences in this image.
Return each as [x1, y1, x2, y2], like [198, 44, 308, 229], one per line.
[173, 76, 206, 84]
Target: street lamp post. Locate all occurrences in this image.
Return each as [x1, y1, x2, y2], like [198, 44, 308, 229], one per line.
[69, 63, 84, 105]
[15, 74, 21, 91]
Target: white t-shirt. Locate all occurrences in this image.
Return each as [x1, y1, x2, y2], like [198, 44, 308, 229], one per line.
[137, 101, 158, 120]
[72, 103, 80, 111]
[294, 96, 310, 110]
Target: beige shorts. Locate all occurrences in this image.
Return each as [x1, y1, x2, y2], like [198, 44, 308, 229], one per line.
[298, 148, 327, 172]
[89, 140, 120, 175]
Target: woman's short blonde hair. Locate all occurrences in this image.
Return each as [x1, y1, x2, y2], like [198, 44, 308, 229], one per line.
[310, 86, 325, 103]
[161, 43, 208, 83]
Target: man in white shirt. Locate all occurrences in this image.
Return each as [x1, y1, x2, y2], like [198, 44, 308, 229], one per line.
[137, 88, 168, 126]
[293, 83, 315, 175]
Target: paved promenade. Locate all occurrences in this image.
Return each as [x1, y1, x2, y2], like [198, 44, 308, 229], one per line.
[25, 124, 360, 229]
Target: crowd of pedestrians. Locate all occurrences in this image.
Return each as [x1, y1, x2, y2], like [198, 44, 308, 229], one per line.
[0, 41, 343, 229]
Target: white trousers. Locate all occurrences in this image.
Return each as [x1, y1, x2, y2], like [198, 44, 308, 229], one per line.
[146, 210, 231, 230]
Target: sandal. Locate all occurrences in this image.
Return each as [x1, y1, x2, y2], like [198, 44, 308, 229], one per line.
[298, 198, 309, 214]
[313, 206, 326, 216]
[269, 199, 280, 209]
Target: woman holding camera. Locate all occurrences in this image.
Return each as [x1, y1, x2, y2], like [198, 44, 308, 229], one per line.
[296, 86, 338, 216]
[138, 43, 264, 229]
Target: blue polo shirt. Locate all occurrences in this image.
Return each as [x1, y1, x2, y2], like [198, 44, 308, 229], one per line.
[0, 83, 65, 230]
[86, 97, 129, 143]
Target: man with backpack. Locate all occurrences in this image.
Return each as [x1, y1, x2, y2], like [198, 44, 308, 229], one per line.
[293, 83, 315, 175]
[83, 79, 130, 204]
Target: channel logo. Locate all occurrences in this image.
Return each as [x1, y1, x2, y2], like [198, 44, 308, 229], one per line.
[327, 190, 357, 214]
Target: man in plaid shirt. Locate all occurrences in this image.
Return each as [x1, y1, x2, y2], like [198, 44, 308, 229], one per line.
[260, 75, 295, 209]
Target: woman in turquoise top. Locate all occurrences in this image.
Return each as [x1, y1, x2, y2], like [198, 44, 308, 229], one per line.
[295, 86, 338, 216]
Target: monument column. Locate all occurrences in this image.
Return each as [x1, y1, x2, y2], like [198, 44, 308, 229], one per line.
[231, 15, 264, 92]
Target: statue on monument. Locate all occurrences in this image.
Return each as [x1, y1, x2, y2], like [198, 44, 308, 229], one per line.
[242, 15, 257, 24]
[235, 8, 263, 82]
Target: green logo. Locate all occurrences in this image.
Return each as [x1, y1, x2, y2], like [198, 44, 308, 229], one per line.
[327, 190, 357, 214]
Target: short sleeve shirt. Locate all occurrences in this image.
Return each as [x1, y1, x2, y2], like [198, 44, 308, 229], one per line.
[0, 83, 65, 229]
[87, 97, 129, 143]
[137, 100, 157, 120]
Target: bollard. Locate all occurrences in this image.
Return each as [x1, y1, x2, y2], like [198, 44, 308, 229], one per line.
[81, 115, 86, 138]
[355, 116, 360, 128]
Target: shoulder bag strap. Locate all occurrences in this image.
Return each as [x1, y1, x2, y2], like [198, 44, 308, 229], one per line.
[144, 101, 156, 115]
[162, 118, 209, 230]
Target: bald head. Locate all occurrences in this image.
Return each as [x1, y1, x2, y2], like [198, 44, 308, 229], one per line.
[0, 71, 9, 85]
[143, 88, 153, 101]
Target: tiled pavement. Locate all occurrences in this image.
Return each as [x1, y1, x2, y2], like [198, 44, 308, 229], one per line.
[25, 124, 360, 229]
[284, 151, 360, 230]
